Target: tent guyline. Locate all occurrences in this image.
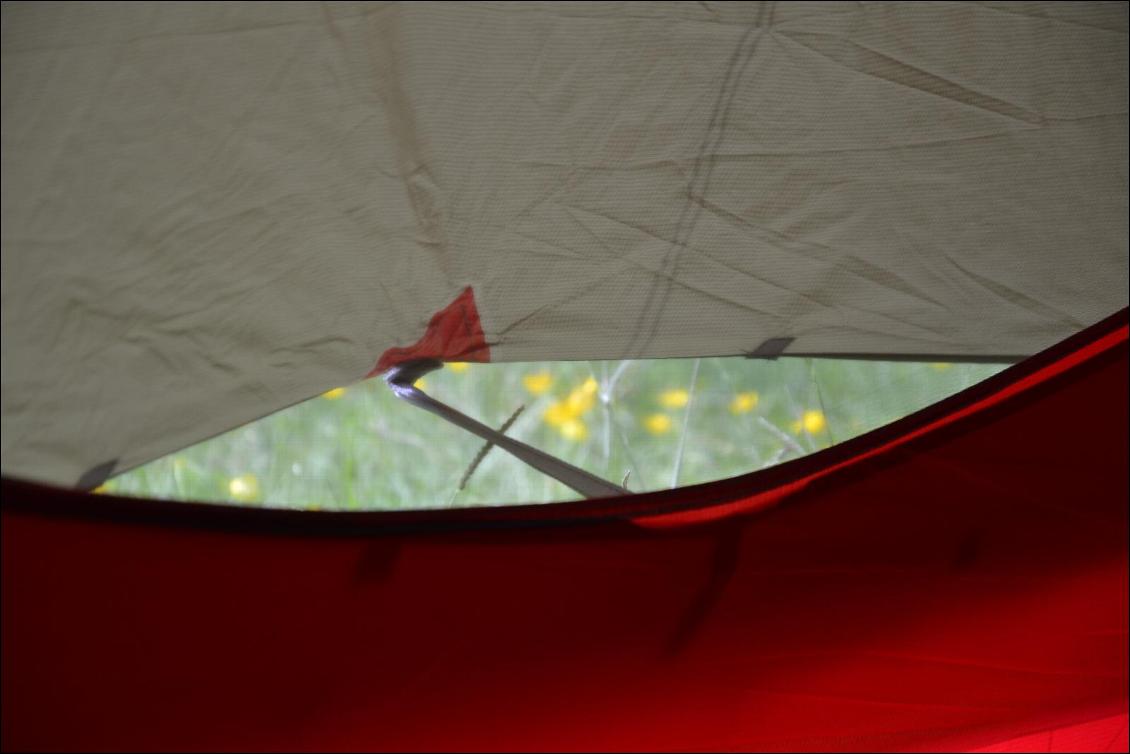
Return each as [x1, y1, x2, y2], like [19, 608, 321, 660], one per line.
[385, 359, 627, 499]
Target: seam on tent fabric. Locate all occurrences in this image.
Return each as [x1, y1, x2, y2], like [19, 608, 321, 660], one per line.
[622, 14, 765, 359]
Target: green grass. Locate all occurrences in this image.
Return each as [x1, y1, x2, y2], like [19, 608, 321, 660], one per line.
[102, 358, 1006, 509]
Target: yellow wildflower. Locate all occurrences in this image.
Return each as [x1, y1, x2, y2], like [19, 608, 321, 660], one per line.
[446, 362, 470, 373]
[729, 391, 759, 414]
[173, 457, 188, 471]
[565, 385, 596, 415]
[559, 417, 588, 441]
[930, 362, 953, 371]
[413, 377, 428, 390]
[92, 484, 108, 495]
[658, 388, 689, 408]
[802, 409, 827, 434]
[322, 387, 346, 400]
[522, 372, 553, 395]
[544, 379, 599, 428]
[543, 401, 572, 427]
[644, 413, 673, 435]
[228, 473, 261, 503]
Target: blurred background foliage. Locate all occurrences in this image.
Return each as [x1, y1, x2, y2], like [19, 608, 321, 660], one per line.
[102, 358, 1006, 509]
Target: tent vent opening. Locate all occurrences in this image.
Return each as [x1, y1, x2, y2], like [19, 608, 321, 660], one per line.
[95, 357, 1007, 510]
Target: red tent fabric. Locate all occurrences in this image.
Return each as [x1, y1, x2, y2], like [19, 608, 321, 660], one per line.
[2, 310, 1127, 752]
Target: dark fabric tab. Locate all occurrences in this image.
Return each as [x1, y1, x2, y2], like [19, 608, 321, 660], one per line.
[746, 337, 795, 360]
[75, 459, 117, 490]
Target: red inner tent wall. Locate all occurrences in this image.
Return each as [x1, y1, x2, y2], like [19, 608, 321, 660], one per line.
[2, 311, 1127, 752]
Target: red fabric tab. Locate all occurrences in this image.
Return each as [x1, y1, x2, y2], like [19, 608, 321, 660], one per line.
[369, 286, 490, 376]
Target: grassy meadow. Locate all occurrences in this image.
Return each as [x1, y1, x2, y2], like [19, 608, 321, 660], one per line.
[102, 358, 1005, 509]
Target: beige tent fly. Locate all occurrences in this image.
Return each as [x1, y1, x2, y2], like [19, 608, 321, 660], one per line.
[2, 1, 1127, 488]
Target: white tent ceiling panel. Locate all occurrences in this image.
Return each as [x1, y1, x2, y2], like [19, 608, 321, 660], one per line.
[2, 2, 1126, 486]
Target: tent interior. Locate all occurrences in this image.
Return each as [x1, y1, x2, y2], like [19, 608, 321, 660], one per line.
[2, 1, 1127, 751]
